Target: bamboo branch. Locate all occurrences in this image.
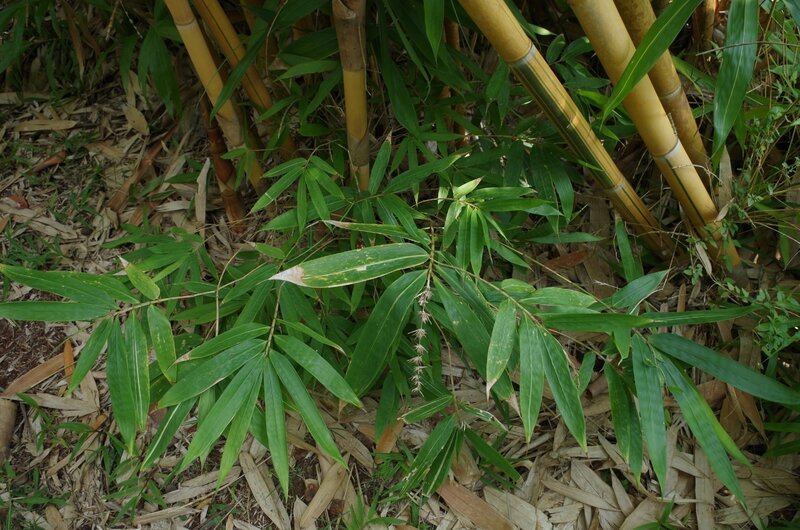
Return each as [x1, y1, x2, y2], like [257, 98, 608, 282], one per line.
[164, 0, 266, 194]
[193, 0, 298, 161]
[456, 0, 671, 257]
[333, 0, 370, 191]
[568, 0, 739, 268]
[614, 0, 710, 180]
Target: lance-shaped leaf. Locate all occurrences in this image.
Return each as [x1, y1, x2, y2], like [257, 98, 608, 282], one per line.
[274, 335, 361, 407]
[106, 319, 137, 452]
[711, 0, 759, 166]
[270, 350, 344, 465]
[606, 270, 667, 310]
[660, 357, 746, 501]
[68, 319, 112, 394]
[346, 271, 426, 395]
[263, 360, 290, 497]
[0, 302, 109, 322]
[125, 261, 160, 300]
[125, 315, 150, 430]
[518, 318, 544, 443]
[486, 299, 517, 396]
[270, 243, 428, 288]
[141, 397, 196, 470]
[603, 0, 703, 117]
[534, 324, 586, 449]
[0, 264, 116, 307]
[178, 358, 262, 474]
[640, 306, 753, 326]
[147, 305, 177, 382]
[631, 334, 668, 493]
[650, 333, 800, 405]
[218, 364, 262, 485]
[176, 323, 269, 362]
[605, 364, 643, 478]
[159, 339, 265, 407]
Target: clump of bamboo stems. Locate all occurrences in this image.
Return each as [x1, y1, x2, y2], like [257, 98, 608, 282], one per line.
[164, 0, 265, 195]
[193, 0, 297, 162]
[456, 0, 671, 257]
[567, 0, 740, 268]
[613, 0, 710, 179]
[333, 0, 370, 192]
[200, 96, 247, 232]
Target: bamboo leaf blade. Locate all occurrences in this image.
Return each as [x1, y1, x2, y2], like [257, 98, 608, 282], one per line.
[68, 319, 112, 394]
[270, 243, 428, 288]
[346, 271, 426, 395]
[0, 302, 109, 322]
[649, 333, 800, 405]
[631, 334, 668, 493]
[0, 264, 117, 307]
[178, 358, 262, 473]
[711, 0, 759, 166]
[535, 324, 586, 449]
[486, 299, 517, 395]
[603, 0, 703, 117]
[274, 335, 361, 406]
[263, 361, 290, 497]
[270, 350, 344, 465]
[147, 305, 177, 382]
[518, 317, 545, 442]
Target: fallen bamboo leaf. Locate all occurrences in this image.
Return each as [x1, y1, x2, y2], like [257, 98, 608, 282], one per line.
[0, 399, 16, 461]
[299, 455, 348, 528]
[240, 452, 290, 530]
[1, 351, 66, 397]
[437, 479, 514, 530]
[14, 119, 78, 132]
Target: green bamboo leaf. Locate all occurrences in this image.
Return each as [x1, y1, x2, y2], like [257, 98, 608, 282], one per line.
[0, 302, 108, 322]
[106, 320, 137, 452]
[604, 364, 643, 478]
[251, 161, 304, 213]
[263, 361, 290, 497]
[711, 0, 759, 166]
[615, 219, 642, 282]
[535, 324, 586, 449]
[603, 0, 703, 117]
[0, 264, 116, 307]
[521, 287, 597, 308]
[68, 319, 112, 394]
[141, 397, 196, 470]
[305, 167, 331, 221]
[469, 209, 485, 276]
[660, 357, 746, 500]
[125, 261, 160, 300]
[402, 394, 453, 424]
[423, 429, 463, 496]
[159, 339, 265, 407]
[383, 153, 462, 194]
[436, 279, 513, 399]
[271, 243, 428, 288]
[539, 312, 652, 331]
[463, 429, 520, 481]
[424, 0, 444, 56]
[631, 335, 668, 493]
[125, 315, 150, 430]
[518, 318, 544, 443]
[640, 306, 754, 326]
[147, 305, 176, 383]
[270, 350, 344, 465]
[274, 335, 361, 407]
[378, 21, 419, 135]
[404, 415, 457, 493]
[324, 221, 422, 243]
[177, 323, 269, 362]
[178, 358, 262, 473]
[218, 365, 262, 485]
[786, 0, 800, 26]
[649, 333, 800, 405]
[368, 136, 392, 194]
[346, 271, 426, 395]
[277, 320, 345, 353]
[606, 270, 667, 310]
[486, 300, 517, 395]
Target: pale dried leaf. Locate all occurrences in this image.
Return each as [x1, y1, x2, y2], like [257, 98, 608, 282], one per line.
[437, 480, 513, 530]
[240, 452, 290, 530]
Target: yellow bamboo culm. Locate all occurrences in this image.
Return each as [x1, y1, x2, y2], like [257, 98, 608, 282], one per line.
[613, 0, 710, 181]
[164, 0, 265, 194]
[456, 0, 671, 256]
[193, 0, 298, 162]
[333, 0, 370, 192]
[567, 0, 740, 268]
